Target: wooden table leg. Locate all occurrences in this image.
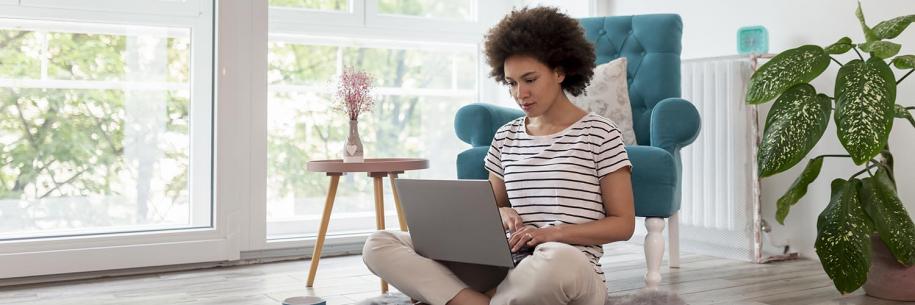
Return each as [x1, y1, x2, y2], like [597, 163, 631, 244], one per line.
[307, 174, 340, 288]
[388, 172, 408, 232]
[372, 174, 389, 293]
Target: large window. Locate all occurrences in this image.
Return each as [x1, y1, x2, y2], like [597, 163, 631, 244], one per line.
[0, 3, 212, 239]
[266, 1, 481, 239]
[0, 0, 596, 280]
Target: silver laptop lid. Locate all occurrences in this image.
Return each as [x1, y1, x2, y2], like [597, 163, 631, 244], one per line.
[394, 179, 514, 268]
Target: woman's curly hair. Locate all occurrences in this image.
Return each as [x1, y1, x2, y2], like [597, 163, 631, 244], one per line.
[484, 6, 596, 96]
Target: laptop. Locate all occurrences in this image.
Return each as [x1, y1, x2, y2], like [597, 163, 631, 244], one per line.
[393, 179, 533, 268]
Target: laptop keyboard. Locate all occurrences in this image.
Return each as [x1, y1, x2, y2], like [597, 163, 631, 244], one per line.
[511, 249, 533, 265]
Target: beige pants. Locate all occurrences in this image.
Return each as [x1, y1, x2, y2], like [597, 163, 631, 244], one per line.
[362, 231, 607, 305]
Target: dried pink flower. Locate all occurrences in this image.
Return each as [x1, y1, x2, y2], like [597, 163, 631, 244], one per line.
[333, 67, 375, 120]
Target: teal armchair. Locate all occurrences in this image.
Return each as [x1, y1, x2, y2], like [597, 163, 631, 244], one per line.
[454, 14, 700, 288]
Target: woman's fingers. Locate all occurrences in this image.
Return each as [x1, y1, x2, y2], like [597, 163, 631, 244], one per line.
[510, 227, 534, 252]
[507, 218, 518, 232]
[511, 235, 525, 252]
[525, 226, 554, 247]
[508, 228, 522, 248]
[512, 218, 524, 232]
[499, 207, 522, 232]
[526, 235, 538, 246]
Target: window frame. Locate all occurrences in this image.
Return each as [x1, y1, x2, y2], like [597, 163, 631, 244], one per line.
[365, 0, 480, 33]
[0, 0, 240, 279]
[268, 0, 363, 28]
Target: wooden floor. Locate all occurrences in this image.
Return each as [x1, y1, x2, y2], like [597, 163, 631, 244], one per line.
[0, 242, 909, 305]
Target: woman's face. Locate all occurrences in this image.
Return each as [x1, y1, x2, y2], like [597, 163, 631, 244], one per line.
[503, 55, 565, 116]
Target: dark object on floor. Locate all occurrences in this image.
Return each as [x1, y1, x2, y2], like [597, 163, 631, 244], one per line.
[283, 296, 326, 305]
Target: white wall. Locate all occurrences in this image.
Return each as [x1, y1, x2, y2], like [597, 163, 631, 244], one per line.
[479, 1, 604, 106]
[610, 0, 915, 259]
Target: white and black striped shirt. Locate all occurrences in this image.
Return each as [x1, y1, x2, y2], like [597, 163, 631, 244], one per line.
[485, 113, 631, 278]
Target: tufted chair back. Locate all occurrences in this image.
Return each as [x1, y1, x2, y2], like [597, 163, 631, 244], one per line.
[578, 14, 682, 145]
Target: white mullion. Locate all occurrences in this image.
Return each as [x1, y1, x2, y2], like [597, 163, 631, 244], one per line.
[336, 44, 343, 75]
[0, 6, 201, 30]
[470, 0, 479, 22]
[19, 0, 201, 17]
[268, 85, 475, 98]
[358, 0, 368, 25]
[189, 0, 215, 229]
[0, 19, 191, 38]
[269, 22, 481, 45]
[0, 79, 189, 91]
[243, 0, 269, 252]
[269, 33, 477, 52]
[38, 30, 47, 80]
[451, 56, 458, 90]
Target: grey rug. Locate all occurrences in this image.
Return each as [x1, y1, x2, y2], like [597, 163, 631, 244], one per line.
[354, 289, 687, 305]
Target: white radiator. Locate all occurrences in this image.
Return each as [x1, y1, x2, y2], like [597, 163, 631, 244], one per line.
[677, 56, 759, 262]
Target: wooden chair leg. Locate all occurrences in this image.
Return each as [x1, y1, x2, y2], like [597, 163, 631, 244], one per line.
[307, 175, 340, 287]
[644, 217, 666, 289]
[669, 212, 680, 269]
[389, 173, 408, 231]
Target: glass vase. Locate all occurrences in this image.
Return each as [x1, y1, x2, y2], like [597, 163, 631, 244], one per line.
[343, 119, 364, 163]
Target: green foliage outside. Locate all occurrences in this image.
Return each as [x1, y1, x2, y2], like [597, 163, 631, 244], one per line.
[0, 29, 191, 234]
[266, 40, 475, 217]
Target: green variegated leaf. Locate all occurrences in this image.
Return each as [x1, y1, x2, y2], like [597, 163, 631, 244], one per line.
[835, 58, 896, 165]
[873, 15, 915, 39]
[856, 2, 879, 42]
[892, 55, 915, 69]
[859, 41, 901, 59]
[746, 45, 830, 104]
[776, 157, 824, 224]
[816, 178, 872, 294]
[759, 84, 831, 177]
[860, 169, 915, 266]
[825, 37, 854, 55]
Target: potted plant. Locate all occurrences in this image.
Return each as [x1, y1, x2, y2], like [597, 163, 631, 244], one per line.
[745, 2, 915, 299]
[333, 67, 375, 163]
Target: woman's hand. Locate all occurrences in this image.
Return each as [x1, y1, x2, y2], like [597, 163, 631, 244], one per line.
[499, 207, 525, 233]
[508, 225, 561, 252]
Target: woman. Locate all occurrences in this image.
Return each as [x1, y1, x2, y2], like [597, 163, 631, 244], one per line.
[363, 6, 634, 305]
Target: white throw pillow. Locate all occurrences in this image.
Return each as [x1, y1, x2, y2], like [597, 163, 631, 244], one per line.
[569, 57, 637, 145]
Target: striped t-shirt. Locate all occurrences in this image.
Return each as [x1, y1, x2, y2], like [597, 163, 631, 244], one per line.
[484, 113, 632, 278]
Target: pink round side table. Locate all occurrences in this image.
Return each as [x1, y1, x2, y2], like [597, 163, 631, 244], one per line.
[305, 158, 428, 293]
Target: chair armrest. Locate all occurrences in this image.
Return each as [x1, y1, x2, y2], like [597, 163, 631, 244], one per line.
[454, 103, 524, 147]
[649, 98, 701, 154]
